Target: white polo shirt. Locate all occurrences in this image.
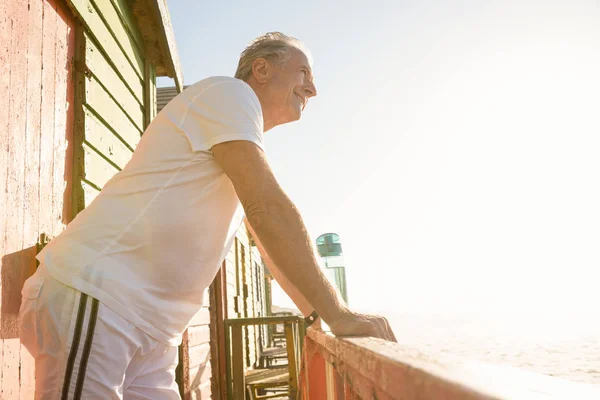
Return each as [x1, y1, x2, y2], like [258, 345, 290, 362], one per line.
[37, 76, 264, 346]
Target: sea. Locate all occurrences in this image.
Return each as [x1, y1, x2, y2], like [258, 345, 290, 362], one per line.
[386, 311, 600, 387]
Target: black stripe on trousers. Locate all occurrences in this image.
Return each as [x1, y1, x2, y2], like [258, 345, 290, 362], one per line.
[61, 294, 100, 400]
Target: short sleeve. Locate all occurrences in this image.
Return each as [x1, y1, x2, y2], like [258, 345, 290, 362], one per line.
[179, 79, 264, 152]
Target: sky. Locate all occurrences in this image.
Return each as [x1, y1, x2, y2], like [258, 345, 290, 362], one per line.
[158, 0, 600, 319]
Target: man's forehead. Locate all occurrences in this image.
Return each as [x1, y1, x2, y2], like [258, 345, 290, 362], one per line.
[290, 47, 312, 67]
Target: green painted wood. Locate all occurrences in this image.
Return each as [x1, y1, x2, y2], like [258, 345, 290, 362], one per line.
[72, 22, 87, 217]
[68, 0, 144, 80]
[83, 108, 133, 170]
[91, 0, 145, 79]
[284, 322, 299, 398]
[83, 142, 120, 189]
[144, 60, 157, 128]
[85, 34, 144, 109]
[82, 180, 100, 207]
[85, 77, 143, 148]
[109, 0, 144, 51]
[225, 316, 303, 327]
[231, 325, 245, 400]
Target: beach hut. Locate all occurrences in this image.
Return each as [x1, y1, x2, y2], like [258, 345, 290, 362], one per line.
[0, 0, 181, 397]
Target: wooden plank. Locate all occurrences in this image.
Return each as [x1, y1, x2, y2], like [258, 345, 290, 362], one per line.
[231, 325, 245, 400]
[83, 30, 143, 105]
[19, 0, 45, 396]
[52, 0, 74, 236]
[187, 325, 211, 347]
[90, 0, 145, 80]
[82, 181, 100, 208]
[39, 0, 57, 241]
[188, 360, 212, 389]
[0, 0, 11, 255]
[71, 22, 86, 217]
[109, 0, 144, 51]
[85, 77, 142, 149]
[285, 323, 299, 397]
[83, 142, 120, 190]
[84, 108, 133, 169]
[188, 343, 211, 371]
[85, 35, 144, 120]
[144, 60, 156, 128]
[189, 307, 210, 327]
[60, 0, 77, 224]
[2, 0, 28, 397]
[68, 0, 144, 79]
[191, 380, 212, 400]
[23, 0, 43, 253]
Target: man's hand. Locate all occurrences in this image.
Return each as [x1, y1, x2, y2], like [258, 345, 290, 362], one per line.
[327, 311, 397, 342]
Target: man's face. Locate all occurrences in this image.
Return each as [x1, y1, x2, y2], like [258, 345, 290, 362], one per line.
[265, 48, 317, 126]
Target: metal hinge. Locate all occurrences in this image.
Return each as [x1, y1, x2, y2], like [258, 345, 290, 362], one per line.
[35, 233, 53, 268]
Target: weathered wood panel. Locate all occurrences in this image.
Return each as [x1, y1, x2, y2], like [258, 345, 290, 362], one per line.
[85, 77, 143, 149]
[85, 36, 143, 124]
[0, 0, 75, 397]
[188, 344, 211, 371]
[2, 1, 28, 397]
[91, 0, 145, 80]
[189, 308, 211, 328]
[144, 61, 157, 128]
[53, 2, 75, 234]
[109, 0, 144, 50]
[19, 1, 44, 396]
[187, 325, 211, 347]
[68, 0, 144, 79]
[84, 108, 133, 169]
[82, 181, 101, 206]
[83, 143, 121, 190]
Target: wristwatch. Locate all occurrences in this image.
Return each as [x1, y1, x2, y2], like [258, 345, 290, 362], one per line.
[304, 310, 319, 326]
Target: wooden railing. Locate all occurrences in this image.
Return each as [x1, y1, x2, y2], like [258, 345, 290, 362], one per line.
[224, 316, 306, 400]
[299, 328, 600, 400]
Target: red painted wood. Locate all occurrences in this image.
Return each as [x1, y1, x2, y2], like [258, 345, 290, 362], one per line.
[0, 0, 11, 396]
[304, 338, 328, 400]
[0, 0, 75, 396]
[61, 0, 76, 225]
[39, 0, 57, 243]
[19, 0, 45, 396]
[53, 0, 74, 234]
[2, 0, 29, 398]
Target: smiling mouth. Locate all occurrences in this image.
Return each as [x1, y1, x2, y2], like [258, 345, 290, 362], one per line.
[295, 94, 306, 109]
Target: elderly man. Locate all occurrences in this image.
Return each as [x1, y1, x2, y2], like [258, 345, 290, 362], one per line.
[19, 32, 396, 399]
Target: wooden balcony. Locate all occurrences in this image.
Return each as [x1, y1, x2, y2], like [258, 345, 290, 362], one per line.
[225, 316, 306, 400]
[299, 329, 600, 400]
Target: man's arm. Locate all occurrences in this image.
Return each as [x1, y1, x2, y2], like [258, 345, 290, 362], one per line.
[213, 141, 396, 341]
[245, 218, 322, 328]
[213, 140, 344, 323]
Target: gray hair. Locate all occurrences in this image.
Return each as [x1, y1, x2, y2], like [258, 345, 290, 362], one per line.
[234, 32, 311, 81]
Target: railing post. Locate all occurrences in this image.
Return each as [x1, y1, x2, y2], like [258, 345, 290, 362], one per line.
[231, 324, 246, 399]
[285, 321, 299, 398]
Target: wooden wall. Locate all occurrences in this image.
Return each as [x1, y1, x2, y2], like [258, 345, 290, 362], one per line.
[66, 0, 150, 212]
[225, 227, 266, 369]
[179, 297, 213, 399]
[0, 0, 75, 397]
[178, 223, 269, 399]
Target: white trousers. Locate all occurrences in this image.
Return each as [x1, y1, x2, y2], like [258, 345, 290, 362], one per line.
[19, 265, 181, 400]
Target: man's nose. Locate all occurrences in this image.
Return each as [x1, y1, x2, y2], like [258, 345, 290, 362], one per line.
[305, 81, 317, 98]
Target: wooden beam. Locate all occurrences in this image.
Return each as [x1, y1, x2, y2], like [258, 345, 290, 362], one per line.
[285, 322, 299, 398]
[231, 325, 245, 400]
[131, 0, 183, 92]
[144, 58, 156, 128]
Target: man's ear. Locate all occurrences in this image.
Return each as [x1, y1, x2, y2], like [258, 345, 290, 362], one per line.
[251, 58, 269, 84]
